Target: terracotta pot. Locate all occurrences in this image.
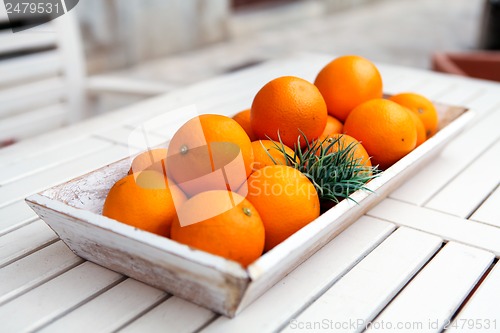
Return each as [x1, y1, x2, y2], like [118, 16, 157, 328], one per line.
[432, 52, 500, 82]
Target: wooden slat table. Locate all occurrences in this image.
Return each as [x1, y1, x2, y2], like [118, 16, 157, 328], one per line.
[0, 53, 499, 333]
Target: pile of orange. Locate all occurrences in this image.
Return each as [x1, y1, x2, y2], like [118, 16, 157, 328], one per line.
[102, 54, 439, 267]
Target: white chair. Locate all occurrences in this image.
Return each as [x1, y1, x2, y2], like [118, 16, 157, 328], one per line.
[0, 8, 174, 147]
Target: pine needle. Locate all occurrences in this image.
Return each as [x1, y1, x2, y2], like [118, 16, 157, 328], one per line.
[266, 133, 380, 205]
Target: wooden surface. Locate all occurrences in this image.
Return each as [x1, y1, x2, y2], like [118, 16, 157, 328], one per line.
[23, 98, 471, 317]
[1, 53, 500, 332]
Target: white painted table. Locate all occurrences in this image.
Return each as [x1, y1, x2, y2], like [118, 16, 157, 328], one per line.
[0, 53, 499, 333]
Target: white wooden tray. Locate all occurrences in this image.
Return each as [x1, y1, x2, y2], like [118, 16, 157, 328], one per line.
[26, 102, 473, 317]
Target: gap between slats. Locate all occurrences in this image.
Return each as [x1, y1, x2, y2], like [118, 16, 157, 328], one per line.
[447, 259, 500, 332]
[366, 242, 494, 333]
[389, 108, 500, 206]
[199, 217, 396, 333]
[0, 240, 84, 305]
[0, 262, 125, 333]
[0, 136, 111, 186]
[0, 77, 66, 118]
[0, 50, 62, 88]
[119, 295, 217, 333]
[0, 200, 38, 236]
[37, 278, 169, 333]
[279, 227, 442, 333]
[423, 138, 500, 218]
[0, 219, 59, 268]
[368, 198, 500, 256]
[0, 144, 129, 208]
[469, 185, 500, 228]
[0, 103, 67, 142]
[0, 29, 57, 55]
[113, 293, 173, 333]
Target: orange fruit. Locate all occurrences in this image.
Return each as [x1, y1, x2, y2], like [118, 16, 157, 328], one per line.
[405, 108, 427, 147]
[251, 140, 295, 171]
[389, 93, 438, 137]
[314, 55, 383, 122]
[233, 109, 257, 141]
[103, 171, 186, 237]
[343, 99, 417, 170]
[128, 148, 167, 175]
[251, 76, 327, 148]
[242, 165, 320, 251]
[320, 115, 343, 139]
[167, 114, 254, 197]
[170, 190, 265, 267]
[318, 134, 372, 168]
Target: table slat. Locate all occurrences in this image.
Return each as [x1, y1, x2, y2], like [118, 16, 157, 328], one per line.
[447, 262, 500, 333]
[280, 227, 442, 333]
[425, 139, 500, 218]
[0, 137, 112, 186]
[368, 198, 500, 256]
[200, 216, 396, 333]
[470, 186, 500, 228]
[0, 241, 82, 305]
[0, 200, 37, 236]
[367, 242, 494, 333]
[120, 297, 216, 333]
[465, 89, 500, 117]
[94, 127, 168, 150]
[409, 77, 455, 99]
[0, 220, 57, 268]
[0, 261, 123, 333]
[39, 279, 167, 333]
[380, 73, 430, 95]
[0, 145, 129, 208]
[433, 83, 483, 106]
[390, 108, 500, 205]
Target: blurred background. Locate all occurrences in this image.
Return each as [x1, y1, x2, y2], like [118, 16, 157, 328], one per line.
[1, 0, 498, 147]
[79, 0, 481, 73]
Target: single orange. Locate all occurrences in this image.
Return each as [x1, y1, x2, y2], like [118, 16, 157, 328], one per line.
[251, 76, 327, 148]
[167, 114, 254, 197]
[251, 140, 295, 171]
[103, 171, 186, 237]
[344, 99, 417, 170]
[389, 93, 438, 137]
[242, 165, 320, 251]
[128, 148, 167, 175]
[233, 109, 257, 141]
[320, 115, 343, 139]
[405, 108, 427, 147]
[318, 134, 372, 168]
[314, 55, 383, 122]
[170, 190, 265, 267]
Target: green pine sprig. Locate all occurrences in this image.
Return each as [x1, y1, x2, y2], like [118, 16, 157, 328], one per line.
[266, 132, 380, 205]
